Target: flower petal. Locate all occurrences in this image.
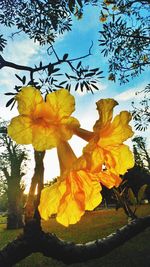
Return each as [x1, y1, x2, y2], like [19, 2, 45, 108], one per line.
[16, 86, 43, 115]
[106, 145, 135, 175]
[57, 169, 102, 226]
[38, 181, 66, 220]
[84, 145, 104, 172]
[31, 117, 80, 151]
[8, 115, 32, 144]
[98, 111, 134, 146]
[56, 172, 85, 226]
[94, 98, 118, 131]
[97, 170, 122, 189]
[81, 172, 102, 211]
[32, 124, 57, 151]
[46, 89, 76, 119]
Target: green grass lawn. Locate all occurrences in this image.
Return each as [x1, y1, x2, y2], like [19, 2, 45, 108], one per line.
[0, 205, 150, 267]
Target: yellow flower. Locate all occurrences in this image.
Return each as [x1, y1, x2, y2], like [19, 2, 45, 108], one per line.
[99, 15, 107, 22]
[108, 73, 115, 81]
[104, 0, 111, 5]
[8, 86, 80, 151]
[39, 141, 102, 227]
[75, 98, 135, 188]
[141, 55, 148, 63]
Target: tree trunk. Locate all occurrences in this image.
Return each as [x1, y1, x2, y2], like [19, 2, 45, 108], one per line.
[7, 180, 24, 229]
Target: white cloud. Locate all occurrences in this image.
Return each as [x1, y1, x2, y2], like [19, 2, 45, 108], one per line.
[3, 39, 39, 65]
[0, 38, 40, 94]
[115, 83, 147, 102]
[0, 106, 18, 121]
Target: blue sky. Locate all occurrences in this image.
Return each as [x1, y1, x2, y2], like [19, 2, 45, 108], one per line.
[0, 5, 149, 191]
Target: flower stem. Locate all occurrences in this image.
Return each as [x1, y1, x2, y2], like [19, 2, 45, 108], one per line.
[57, 141, 77, 174]
[74, 127, 94, 141]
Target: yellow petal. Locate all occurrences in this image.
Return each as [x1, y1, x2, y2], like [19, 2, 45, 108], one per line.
[98, 111, 134, 146]
[56, 171, 85, 226]
[94, 98, 118, 131]
[16, 86, 43, 115]
[32, 124, 58, 151]
[97, 170, 122, 189]
[81, 172, 102, 210]
[84, 146, 104, 173]
[38, 181, 66, 220]
[57, 169, 102, 226]
[106, 145, 135, 175]
[46, 89, 76, 119]
[8, 115, 32, 144]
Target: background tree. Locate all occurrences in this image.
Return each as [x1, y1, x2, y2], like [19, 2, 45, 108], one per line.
[132, 84, 150, 131]
[132, 136, 150, 170]
[0, 122, 28, 229]
[123, 136, 150, 201]
[0, 176, 7, 212]
[99, 0, 150, 83]
[0, 0, 149, 93]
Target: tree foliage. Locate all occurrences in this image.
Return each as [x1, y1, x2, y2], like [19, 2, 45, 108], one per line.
[0, 0, 149, 88]
[132, 84, 150, 131]
[99, 0, 150, 83]
[132, 136, 150, 170]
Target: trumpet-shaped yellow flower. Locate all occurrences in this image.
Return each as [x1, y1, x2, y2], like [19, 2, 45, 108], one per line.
[75, 98, 134, 188]
[8, 87, 80, 151]
[39, 141, 102, 227]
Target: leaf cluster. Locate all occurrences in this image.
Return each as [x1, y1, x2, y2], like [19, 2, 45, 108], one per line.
[132, 84, 150, 131]
[0, 34, 7, 52]
[0, 0, 72, 45]
[99, 0, 150, 83]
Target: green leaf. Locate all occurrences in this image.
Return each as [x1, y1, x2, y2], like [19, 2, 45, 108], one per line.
[68, 0, 75, 12]
[5, 92, 16, 96]
[128, 188, 137, 205]
[6, 97, 15, 108]
[22, 76, 26, 85]
[91, 83, 99, 90]
[138, 184, 148, 203]
[75, 82, 79, 91]
[15, 74, 23, 83]
[77, 0, 83, 8]
[85, 72, 95, 77]
[52, 68, 60, 73]
[77, 61, 82, 69]
[63, 53, 69, 60]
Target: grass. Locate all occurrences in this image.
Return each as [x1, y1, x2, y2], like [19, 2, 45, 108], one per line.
[0, 205, 150, 267]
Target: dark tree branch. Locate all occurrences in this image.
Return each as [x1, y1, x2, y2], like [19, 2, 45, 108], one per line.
[0, 44, 93, 76]
[0, 216, 150, 266]
[120, 34, 150, 40]
[50, 44, 60, 61]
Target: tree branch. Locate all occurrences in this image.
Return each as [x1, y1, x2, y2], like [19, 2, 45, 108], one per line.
[0, 44, 93, 75]
[120, 34, 150, 40]
[0, 216, 150, 266]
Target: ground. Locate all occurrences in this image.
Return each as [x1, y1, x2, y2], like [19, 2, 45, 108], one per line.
[0, 205, 150, 267]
